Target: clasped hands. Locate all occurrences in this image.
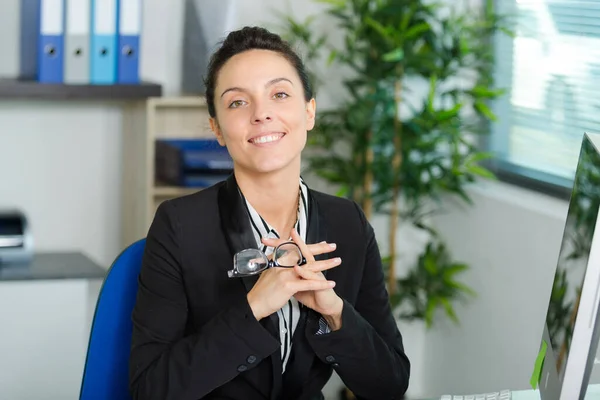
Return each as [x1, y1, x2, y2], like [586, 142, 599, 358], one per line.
[247, 229, 344, 331]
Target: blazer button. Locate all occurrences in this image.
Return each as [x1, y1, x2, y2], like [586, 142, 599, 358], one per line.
[237, 365, 248, 372]
[247, 355, 257, 364]
[325, 355, 336, 363]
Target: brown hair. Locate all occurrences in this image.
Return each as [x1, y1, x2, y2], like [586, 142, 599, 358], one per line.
[204, 26, 314, 118]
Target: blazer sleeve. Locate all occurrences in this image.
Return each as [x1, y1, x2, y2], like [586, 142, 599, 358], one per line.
[306, 202, 410, 399]
[129, 200, 280, 400]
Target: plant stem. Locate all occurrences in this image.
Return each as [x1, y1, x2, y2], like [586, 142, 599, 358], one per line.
[388, 73, 404, 296]
[363, 131, 373, 219]
[353, 152, 363, 206]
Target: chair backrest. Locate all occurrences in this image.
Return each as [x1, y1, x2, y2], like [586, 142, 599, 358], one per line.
[79, 238, 146, 400]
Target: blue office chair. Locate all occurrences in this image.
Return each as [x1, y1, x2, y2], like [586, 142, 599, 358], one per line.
[79, 238, 146, 400]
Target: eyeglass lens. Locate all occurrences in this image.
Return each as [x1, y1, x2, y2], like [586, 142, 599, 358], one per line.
[233, 249, 268, 276]
[230, 243, 303, 277]
[274, 243, 303, 267]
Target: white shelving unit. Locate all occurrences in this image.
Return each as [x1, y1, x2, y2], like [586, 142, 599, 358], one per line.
[121, 96, 214, 248]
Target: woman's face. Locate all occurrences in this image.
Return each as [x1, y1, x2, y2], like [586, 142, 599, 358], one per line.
[210, 49, 316, 176]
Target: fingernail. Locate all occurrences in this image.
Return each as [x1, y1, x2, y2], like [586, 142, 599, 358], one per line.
[329, 281, 336, 287]
[329, 243, 337, 249]
[332, 257, 341, 263]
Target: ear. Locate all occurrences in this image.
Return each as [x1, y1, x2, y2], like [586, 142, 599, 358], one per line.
[209, 117, 226, 146]
[305, 98, 316, 131]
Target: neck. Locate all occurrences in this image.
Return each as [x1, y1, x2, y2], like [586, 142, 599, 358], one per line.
[235, 159, 302, 237]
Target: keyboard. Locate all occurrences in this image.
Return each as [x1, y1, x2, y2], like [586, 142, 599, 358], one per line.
[440, 389, 511, 400]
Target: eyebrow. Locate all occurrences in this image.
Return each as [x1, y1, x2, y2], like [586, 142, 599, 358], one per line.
[220, 77, 294, 98]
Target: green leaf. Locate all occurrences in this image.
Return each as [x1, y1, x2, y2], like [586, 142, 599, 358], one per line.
[335, 185, 349, 197]
[315, 170, 345, 183]
[467, 151, 495, 163]
[399, 6, 414, 32]
[470, 85, 506, 98]
[404, 22, 431, 39]
[467, 164, 496, 180]
[448, 280, 477, 297]
[440, 298, 459, 324]
[327, 50, 338, 66]
[474, 100, 497, 121]
[442, 263, 469, 278]
[314, 0, 346, 8]
[435, 103, 462, 121]
[427, 74, 437, 112]
[425, 297, 439, 328]
[382, 48, 404, 62]
[500, 26, 516, 38]
[365, 16, 393, 43]
[485, 0, 494, 18]
[424, 250, 438, 275]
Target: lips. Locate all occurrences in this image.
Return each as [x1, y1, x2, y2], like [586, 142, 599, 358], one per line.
[248, 132, 285, 144]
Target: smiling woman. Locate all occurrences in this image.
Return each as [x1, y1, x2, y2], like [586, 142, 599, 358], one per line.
[209, 48, 315, 185]
[128, 26, 410, 400]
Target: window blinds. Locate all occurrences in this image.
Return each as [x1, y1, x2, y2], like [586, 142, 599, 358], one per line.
[491, 0, 600, 180]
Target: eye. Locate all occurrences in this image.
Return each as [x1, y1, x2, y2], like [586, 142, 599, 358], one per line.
[228, 99, 246, 108]
[273, 92, 289, 100]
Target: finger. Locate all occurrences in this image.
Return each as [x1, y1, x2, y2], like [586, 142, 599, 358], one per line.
[290, 229, 316, 263]
[299, 257, 341, 273]
[294, 265, 325, 281]
[261, 237, 336, 257]
[288, 278, 336, 293]
[307, 241, 337, 257]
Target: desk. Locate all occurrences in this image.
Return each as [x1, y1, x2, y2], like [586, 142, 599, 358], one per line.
[0, 252, 106, 281]
[0, 252, 106, 400]
[422, 384, 600, 399]
[511, 384, 600, 399]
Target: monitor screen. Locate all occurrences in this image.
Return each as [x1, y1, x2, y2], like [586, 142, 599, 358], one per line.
[544, 132, 600, 384]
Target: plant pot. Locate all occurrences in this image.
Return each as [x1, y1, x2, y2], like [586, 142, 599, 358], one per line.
[396, 319, 428, 399]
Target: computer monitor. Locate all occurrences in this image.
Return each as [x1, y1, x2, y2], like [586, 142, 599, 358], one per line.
[539, 132, 600, 400]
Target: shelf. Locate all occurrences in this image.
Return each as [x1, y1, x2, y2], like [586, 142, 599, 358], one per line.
[121, 97, 213, 248]
[0, 78, 162, 100]
[149, 97, 207, 108]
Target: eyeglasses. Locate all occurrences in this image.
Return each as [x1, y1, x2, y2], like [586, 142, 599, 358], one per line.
[227, 242, 307, 278]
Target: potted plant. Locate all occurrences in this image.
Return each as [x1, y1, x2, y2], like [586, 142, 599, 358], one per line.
[277, 0, 510, 325]
[274, 0, 511, 397]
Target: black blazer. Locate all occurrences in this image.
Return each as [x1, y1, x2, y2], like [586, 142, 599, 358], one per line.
[129, 174, 410, 400]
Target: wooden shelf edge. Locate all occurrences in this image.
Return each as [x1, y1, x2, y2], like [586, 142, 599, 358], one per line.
[149, 96, 207, 108]
[0, 78, 162, 100]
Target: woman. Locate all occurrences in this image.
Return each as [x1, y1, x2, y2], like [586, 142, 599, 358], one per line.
[129, 26, 410, 400]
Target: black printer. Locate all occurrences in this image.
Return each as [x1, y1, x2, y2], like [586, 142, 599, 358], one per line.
[0, 209, 33, 265]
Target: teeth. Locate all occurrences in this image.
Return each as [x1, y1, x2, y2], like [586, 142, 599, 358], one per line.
[252, 134, 283, 144]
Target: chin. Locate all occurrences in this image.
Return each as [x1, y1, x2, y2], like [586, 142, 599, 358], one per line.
[250, 157, 300, 175]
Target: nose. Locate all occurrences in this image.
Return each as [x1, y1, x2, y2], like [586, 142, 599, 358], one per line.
[252, 101, 272, 124]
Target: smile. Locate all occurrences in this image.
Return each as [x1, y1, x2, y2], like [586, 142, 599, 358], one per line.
[249, 133, 285, 144]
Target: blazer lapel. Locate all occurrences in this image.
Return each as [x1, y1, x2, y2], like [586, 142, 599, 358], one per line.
[217, 173, 283, 399]
[283, 189, 329, 397]
[217, 174, 264, 293]
[305, 188, 329, 269]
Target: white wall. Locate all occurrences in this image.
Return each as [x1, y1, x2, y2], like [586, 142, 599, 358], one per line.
[0, 0, 577, 398]
[0, 0, 337, 268]
[425, 180, 569, 396]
